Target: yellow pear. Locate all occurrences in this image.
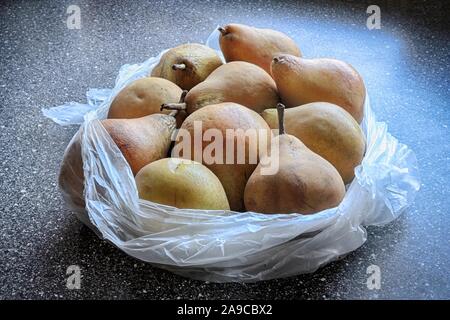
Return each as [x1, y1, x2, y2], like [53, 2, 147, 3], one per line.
[244, 104, 345, 214]
[101, 114, 175, 175]
[271, 54, 366, 123]
[151, 43, 223, 90]
[172, 102, 272, 211]
[261, 102, 365, 184]
[135, 158, 230, 210]
[218, 23, 301, 75]
[107, 77, 186, 127]
[59, 113, 177, 209]
[161, 61, 279, 115]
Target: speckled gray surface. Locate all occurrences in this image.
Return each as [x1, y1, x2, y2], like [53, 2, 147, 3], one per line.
[0, 0, 449, 299]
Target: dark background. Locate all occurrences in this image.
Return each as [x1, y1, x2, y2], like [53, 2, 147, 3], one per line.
[0, 0, 449, 299]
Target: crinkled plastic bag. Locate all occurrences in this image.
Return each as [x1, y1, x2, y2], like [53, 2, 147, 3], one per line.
[42, 28, 420, 282]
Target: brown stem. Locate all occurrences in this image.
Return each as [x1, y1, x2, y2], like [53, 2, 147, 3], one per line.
[160, 91, 188, 117]
[179, 90, 188, 103]
[172, 63, 186, 70]
[277, 103, 286, 135]
[160, 102, 187, 111]
[273, 55, 286, 64]
[218, 26, 228, 35]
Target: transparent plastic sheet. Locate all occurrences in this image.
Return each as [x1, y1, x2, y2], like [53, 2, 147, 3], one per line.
[42, 28, 420, 282]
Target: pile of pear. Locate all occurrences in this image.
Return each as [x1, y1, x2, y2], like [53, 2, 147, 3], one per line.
[60, 23, 366, 215]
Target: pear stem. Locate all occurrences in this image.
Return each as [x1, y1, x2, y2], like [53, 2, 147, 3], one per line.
[160, 90, 188, 116]
[277, 103, 286, 135]
[218, 26, 227, 35]
[172, 63, 186, 70]
[160, 102, 187, 111]
[179, 90, 188, 103]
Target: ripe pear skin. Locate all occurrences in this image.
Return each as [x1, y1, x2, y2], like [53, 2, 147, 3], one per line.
[173, 102, 272, 211]
[107, 77, 186, 127]
[261, 102, 365, 184]
[101, 114, 175, 175]
[59, 114, 176, 209]
[218, 23, 301, 75]
[151, 43, 223, 90]
[271, 54, 366, 123]
[135, 158, 230, 210]
[244, 134, 345, 214]
[163, 61, 279, 115]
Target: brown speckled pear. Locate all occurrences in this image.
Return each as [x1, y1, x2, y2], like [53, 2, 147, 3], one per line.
[135, 158, 230, 210]
[172, 102, 272, 211]
[218, 23, 301, 75]
[244, 104, 345, 214]
[161, 61, 279, 115]
[261, 102, 366, 184]
[271, 54, 366, 123]
[59, 113, 176, 209]
[151, 43, 223, 90]
[101, 114, 175, 175]
[107, 77, 186, 127]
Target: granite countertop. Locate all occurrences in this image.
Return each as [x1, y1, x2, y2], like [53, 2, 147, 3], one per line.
[0, 0, 449, 299]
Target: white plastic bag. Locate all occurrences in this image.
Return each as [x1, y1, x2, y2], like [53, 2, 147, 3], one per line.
[43, 28, 420, 282]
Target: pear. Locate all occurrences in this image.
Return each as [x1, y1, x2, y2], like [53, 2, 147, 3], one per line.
[151, 43, 223, 90]
[261, 102, 365, 184]
[244, 104, 345, 214]
[271, 54, 366, 123]
[59, 113, 177, 209]
[172, 102, 272, 211]
[135, 158, 230, 210]
[101, 114, 176, 175]
[218, 23, 301, 75]
[162, 61, 279, 115]
[107, 77, 186, 127]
